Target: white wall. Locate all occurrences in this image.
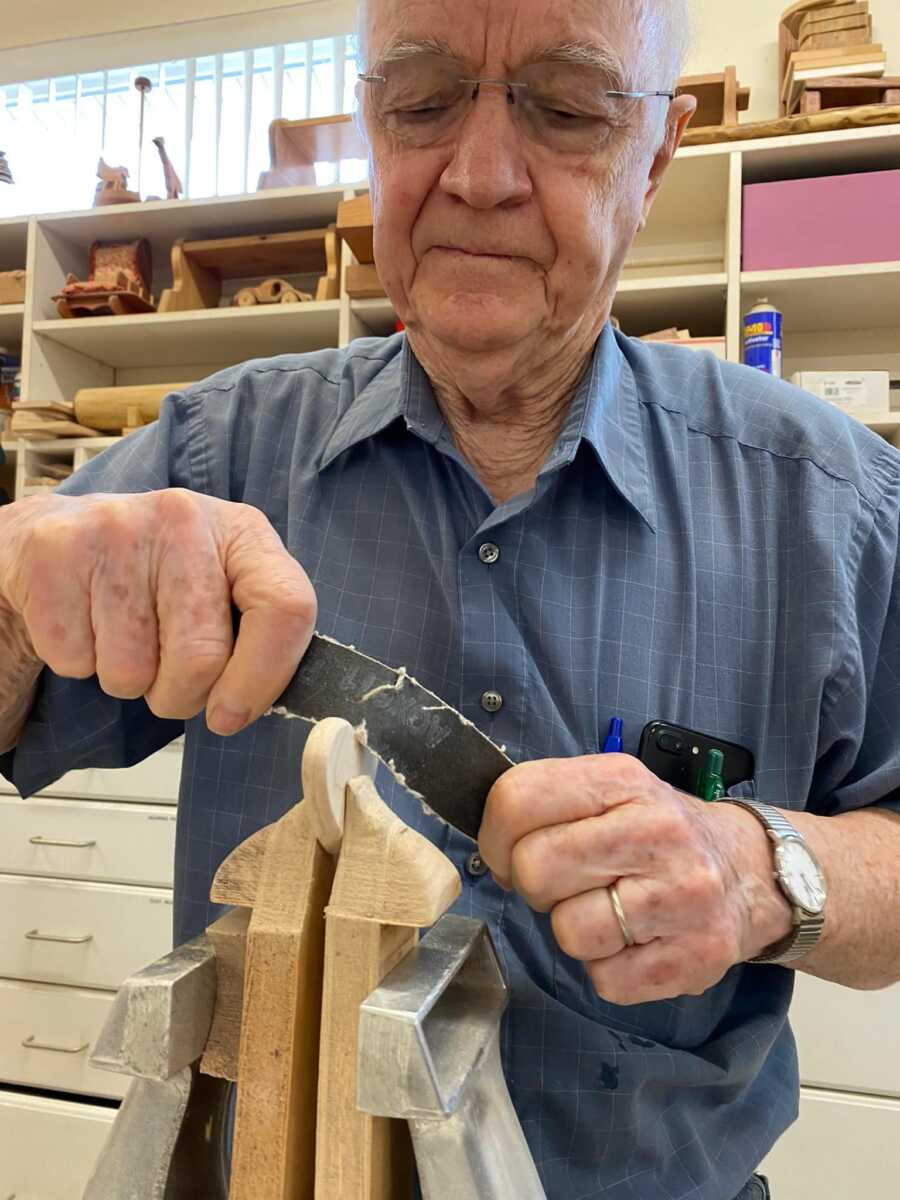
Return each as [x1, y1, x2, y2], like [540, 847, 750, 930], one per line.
[685, 0, 900, 122]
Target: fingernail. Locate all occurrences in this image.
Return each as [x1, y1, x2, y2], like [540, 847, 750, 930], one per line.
[208, 704, 250, 736]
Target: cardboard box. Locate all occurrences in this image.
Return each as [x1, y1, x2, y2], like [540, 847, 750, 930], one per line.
[743, 170, 900, 271]
[791, 370, 890, 415]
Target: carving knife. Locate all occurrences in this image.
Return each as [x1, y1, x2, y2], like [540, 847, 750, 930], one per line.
[269, 634, 513, 840]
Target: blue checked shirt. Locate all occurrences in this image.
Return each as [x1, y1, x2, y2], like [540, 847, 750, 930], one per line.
[4, 326, 900, 1200]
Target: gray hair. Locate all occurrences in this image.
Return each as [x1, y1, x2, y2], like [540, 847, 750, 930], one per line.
[357, 0, 692, 87]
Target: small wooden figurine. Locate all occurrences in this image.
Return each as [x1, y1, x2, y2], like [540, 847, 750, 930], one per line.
[152, 137, 183, 201]
[54, 239, 156, 318]
[94, 158, 140, 207]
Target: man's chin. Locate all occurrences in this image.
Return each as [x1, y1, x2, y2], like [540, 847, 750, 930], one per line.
[408, 294, 543, 355]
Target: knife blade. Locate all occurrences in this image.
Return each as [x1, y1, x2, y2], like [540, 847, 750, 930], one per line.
[269, 634, 513, 841]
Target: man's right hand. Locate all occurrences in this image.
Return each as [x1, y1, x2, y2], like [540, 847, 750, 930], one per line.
[0, 489, 318, 737]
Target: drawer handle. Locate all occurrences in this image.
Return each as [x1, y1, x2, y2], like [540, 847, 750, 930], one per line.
[22, 1034, 89, 1055]
[29, 835, 97, 849]
[25, 929, 94, 945]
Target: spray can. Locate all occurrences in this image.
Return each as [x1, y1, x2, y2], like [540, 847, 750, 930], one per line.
[743, 299, 783, 379]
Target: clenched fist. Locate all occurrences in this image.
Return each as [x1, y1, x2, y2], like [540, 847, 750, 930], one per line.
[0, 489, 317, 736]
[478, 755, 794, 1006]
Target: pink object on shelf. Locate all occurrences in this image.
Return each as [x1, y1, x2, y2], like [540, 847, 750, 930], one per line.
[742, 169, 900, 272]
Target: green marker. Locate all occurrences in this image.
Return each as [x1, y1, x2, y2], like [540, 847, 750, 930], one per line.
[697, 748, 726, 802]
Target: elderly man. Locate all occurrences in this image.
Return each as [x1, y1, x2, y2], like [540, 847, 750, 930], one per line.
[2, 1, 900, 1197]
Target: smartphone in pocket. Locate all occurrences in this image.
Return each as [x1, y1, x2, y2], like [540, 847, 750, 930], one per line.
[637, 721, 755, 796]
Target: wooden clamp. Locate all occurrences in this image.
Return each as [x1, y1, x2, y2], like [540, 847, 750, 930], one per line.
[201, 718, 460, 1199]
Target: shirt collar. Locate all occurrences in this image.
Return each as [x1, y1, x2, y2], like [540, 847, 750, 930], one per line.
[320, 326, 656, 531]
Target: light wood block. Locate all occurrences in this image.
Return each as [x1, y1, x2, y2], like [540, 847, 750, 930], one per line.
[337, 195, 375, 264]
[346, 263, 386, 300]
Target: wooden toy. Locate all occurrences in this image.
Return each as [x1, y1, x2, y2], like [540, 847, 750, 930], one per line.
[152, 137, 183, 200]
[159, 228, 340, 312]
[93, 158, 140, 207]
[257, 114, 367, 189]
[233, 278, 313, 306]
[53, 239, 155, 318]
[677, 67, 751, 129]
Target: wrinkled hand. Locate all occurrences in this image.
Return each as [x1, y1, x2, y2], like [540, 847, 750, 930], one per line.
[0, 489, 317, 736]
[478, 755, 791, 1006]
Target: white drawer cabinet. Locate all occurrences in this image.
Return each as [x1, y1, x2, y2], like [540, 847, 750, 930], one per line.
[0, 977, 128, 1100]
[0, 795, 177, 888]
[0, 873, 172, 991]
[790, 973, 900, 1099]
[0, 739, 184, 805]
[761, 1087, 900, 1199]
[0, 1087, 115, 1199]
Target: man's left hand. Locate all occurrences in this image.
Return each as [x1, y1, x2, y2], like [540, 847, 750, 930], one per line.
[478, 755, 794, 1006]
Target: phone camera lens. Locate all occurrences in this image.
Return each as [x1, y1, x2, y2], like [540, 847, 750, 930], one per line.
[658, 733, 684, 755]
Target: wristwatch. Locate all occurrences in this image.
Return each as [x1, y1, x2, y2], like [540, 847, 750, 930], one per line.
[721, 798, 827, 965]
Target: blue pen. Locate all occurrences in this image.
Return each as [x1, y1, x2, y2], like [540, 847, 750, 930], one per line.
[603, 717, 623, 753]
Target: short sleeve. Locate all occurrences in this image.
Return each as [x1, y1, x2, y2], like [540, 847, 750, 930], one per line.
[811, 460, 900, 817]
[0, 391, 200, 797]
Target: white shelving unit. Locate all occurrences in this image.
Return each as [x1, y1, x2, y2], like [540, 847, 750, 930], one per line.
[2, 122, 899, 505]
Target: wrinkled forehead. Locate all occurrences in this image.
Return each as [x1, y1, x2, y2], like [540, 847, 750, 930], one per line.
[363, 0, 669, 84]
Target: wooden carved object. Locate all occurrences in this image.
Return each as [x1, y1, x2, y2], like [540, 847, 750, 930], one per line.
[73, 382, 193, 434]
[159, 228, 340, 312]
[257, 114, 367, 189]
[201, 718, 460, 1200]
[233, 278, 313, 306]
[53, 239, 156, 318]
[682, 100, 900, 146]
[778, 1, 885, 115]
[677, 66, 751, 130]
[93, 158, 140, 207]
[152, 137, 184, 200]
[796, 74, 900, 113]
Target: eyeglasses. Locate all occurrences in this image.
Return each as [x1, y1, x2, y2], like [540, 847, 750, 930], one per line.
[358, 54, 675, 153]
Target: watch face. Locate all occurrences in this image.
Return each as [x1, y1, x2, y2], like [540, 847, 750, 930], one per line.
[777, 839, 827, 914]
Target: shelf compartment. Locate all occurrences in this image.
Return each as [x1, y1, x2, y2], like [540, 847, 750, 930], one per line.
[0, 302, 24, 346]
[741, 262, 900, 333]
[613, 273, 728, 339]
[33, 301, 342, 369]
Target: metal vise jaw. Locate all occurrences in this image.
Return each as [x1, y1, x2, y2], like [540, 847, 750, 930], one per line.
[81, 935, 230, 1200]
[357, 914, 547, 1200]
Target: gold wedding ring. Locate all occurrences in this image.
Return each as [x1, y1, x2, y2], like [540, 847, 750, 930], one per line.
[609, 882, 636, 948]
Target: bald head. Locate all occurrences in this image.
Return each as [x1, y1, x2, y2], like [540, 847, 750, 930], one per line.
[357, 0, 691, 88]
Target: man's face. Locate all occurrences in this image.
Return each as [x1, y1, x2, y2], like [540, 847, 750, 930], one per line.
[361, 0, 690, 360]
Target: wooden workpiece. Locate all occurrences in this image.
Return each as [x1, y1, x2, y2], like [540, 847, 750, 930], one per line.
[681, 100, 900, 146]
[315, 772, 460, 1200]
[200, 718, 459, 1200]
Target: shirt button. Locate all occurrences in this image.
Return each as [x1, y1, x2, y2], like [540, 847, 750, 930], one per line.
[478, 542, 500, 565]
[481, 690, 503, 714]
[466, 852, 489, 878]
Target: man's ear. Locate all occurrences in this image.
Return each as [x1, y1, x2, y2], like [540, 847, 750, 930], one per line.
[638, 94, 697, 231]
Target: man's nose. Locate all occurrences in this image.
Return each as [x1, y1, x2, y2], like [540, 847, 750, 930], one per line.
[438, 85, 533, 210]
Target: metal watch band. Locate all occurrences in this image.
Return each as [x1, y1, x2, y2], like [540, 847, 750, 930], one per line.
[719, 797, 826, 966]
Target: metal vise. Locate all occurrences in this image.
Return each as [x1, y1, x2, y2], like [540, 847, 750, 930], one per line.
[358, 915, 546, 1200]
